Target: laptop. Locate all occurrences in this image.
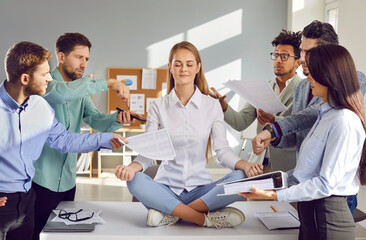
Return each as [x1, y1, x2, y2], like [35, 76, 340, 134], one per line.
[43, 211, 95, 232]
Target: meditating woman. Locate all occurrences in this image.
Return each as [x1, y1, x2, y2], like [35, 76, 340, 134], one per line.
[115, 41, 263, 228]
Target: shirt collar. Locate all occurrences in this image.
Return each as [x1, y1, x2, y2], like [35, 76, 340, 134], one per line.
[0, 81, 30, 113]
[51, 67, 64, 82]
[318, 101, 332, 118]
[168, 86, 203, 109]
[275, 74, 296, 88]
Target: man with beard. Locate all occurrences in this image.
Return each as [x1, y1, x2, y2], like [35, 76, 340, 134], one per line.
[31, 33, 132, 240]
[210, 30, 301, 172]
[251, 20, 366, 214]
[0, 41, 125, 240]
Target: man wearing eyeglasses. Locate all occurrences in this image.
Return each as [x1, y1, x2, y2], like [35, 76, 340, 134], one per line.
[210, 30, 302, 172]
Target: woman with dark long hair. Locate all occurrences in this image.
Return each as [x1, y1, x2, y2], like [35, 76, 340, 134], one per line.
[241, 44, 366, 240]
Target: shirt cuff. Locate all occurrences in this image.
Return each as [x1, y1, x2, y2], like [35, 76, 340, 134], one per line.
[100, 133, 114, 149]
[133, 155, 153, 172]
[220, 151, 241, 170]
[271, 122, 281, 146]
[276, 189, 287, 202]
[96, 78, 108, 92]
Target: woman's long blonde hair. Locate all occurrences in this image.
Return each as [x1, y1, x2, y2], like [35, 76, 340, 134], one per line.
[167, 41, 212, 162]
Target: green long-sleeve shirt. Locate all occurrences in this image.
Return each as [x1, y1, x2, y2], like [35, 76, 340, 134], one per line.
[33, 68, 123, 192]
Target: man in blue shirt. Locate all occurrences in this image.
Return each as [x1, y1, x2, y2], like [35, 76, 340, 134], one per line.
[252, 20, 366, 214]
[0, 41, 125, 240]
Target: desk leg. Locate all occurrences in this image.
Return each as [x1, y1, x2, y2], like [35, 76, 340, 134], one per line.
[98, 152, 101, 178]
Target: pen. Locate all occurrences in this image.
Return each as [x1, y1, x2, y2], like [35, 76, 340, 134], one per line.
[116, 107, 146, 122]
[270, 205, 277, 213]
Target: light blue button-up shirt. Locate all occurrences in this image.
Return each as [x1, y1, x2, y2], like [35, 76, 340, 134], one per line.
[0, 81, 113, 193]
[277, 102, 365, 202]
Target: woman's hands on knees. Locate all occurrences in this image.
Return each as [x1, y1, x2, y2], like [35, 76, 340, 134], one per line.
[115, 162, 143, 181]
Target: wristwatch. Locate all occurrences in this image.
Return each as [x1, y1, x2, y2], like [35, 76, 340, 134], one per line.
[263, 124, 276, 138]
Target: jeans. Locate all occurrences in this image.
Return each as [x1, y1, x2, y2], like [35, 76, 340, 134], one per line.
[127, 170, 246, 214]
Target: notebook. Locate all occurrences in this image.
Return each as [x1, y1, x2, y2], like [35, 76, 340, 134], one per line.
[217, 171, 288, 196]
[43, 212, 95, 232]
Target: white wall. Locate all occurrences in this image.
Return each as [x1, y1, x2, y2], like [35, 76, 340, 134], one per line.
[338, 0, 366, 212]
[0, 0, 287, 156]
[288, 0, 325, 32]
[338, 0, 366, 74]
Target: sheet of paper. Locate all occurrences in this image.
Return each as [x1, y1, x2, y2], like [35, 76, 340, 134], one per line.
[142, 68, 157, 89]
[255, 211, 300, 230]
[52, 208, 105, 225]
[223, 79, 287, 114]
[125, 128, 176, 160]
[146, 98, 158, 112]
[130, 94, 145, 114]
[117, 75, 137, 90]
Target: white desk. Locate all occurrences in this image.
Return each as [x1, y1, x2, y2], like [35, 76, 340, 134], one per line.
[40, 201, 300, 240]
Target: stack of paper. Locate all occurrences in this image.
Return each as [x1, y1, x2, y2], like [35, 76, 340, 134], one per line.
[217, 171, 288, 196]
[223, 178, 274, 195]
[255, 211, 300, 230]
[76, 153, 91, 173]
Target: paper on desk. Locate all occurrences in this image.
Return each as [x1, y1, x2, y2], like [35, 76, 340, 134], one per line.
[52, 208, 105, 225]
[255, 211, 300, 230]
[223, 79, 287, 114]
[126, 128, 176, 160]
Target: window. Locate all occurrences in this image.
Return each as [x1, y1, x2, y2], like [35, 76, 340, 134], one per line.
[325, 0, 338, 33]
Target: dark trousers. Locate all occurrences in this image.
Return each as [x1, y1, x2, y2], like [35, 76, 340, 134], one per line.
[32, 182, 75, 240]
[298, 196, 355, 240]
[0, 189, 36, 240]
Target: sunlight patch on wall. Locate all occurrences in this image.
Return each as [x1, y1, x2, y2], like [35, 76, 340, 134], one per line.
[146, 33, 184, 68]
[187, 9, 242, 51]
[292, 0, 305, 12]
[205, 59, 242, 90]
[205, 58, 242, 110]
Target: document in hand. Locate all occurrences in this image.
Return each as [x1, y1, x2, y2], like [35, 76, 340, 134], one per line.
[223, 79, 287, 114]
[125, 128, 176, 160]
[217, 171, 288, 196]
[255, 211, 300, 230]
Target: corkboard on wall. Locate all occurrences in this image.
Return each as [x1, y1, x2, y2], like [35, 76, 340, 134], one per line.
[108, 68, 168, 127]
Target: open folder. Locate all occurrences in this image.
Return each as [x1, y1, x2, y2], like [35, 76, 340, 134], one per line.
[217, 171, 288, 196]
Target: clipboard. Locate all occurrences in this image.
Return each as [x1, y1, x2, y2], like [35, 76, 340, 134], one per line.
[43, 212, 95, 232]
[217, 171, 288, 196]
